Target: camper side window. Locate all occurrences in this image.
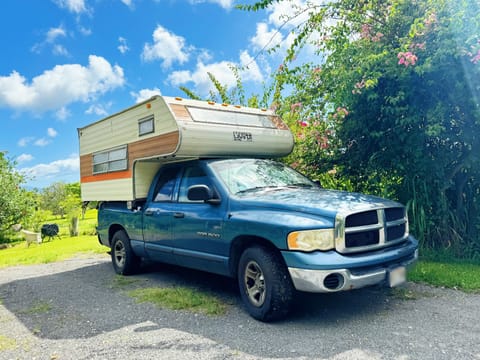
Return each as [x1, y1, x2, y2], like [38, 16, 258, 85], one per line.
[93, 146, 128, 174]
[153, 167, 180, 202]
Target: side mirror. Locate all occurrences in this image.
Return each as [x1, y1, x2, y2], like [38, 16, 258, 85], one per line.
[187, 185, 221, 205]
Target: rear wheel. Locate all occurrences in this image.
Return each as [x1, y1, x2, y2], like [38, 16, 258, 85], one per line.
[238, 246, 294, 322]
[111, 230, 140, 275]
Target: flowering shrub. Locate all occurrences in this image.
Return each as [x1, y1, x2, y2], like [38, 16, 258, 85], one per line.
[397, 51, 418, 67]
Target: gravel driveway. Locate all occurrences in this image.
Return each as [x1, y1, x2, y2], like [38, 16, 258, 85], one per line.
[0, 254, 479, 360]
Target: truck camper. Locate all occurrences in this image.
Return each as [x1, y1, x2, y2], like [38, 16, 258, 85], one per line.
[78, 96, 293, 202]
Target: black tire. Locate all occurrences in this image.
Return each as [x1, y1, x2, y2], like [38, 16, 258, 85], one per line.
[111, 230, 141, 275]
[238, 246, 294, 322]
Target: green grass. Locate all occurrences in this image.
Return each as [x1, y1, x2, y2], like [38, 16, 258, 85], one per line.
[0, 235, 108, 268]
[128, 286, 228, 316]
[20, 301, 52, 315]
[0, 209, 108, 268]
[409, 260, 480, 292]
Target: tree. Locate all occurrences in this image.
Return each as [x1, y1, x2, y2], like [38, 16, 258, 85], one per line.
[0, 152, 36, 239]
[241, 0, 480, 257]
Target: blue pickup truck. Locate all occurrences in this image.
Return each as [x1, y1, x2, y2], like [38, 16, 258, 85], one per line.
[98, 157, 418, 321]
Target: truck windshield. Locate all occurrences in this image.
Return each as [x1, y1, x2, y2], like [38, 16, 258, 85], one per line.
[209, 159, 315, 195]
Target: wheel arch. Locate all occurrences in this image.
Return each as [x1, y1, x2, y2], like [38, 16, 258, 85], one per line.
[108, 224, 128, 246]
[229, 235, 285, 278]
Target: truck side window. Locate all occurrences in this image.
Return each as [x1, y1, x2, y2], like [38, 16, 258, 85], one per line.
[178, 166, 211, 203]
[153, 167, 179, 202]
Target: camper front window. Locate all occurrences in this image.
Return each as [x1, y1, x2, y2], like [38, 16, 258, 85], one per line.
[139, 115, 154, 136]
[93, 145, 128, 174]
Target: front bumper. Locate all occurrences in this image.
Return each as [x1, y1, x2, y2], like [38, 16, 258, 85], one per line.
[286, 238, 418, 293]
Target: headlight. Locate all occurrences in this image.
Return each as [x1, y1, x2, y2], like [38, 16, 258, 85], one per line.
[287, 229, 335, 251]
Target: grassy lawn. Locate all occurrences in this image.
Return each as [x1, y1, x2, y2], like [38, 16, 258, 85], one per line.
[0, 209, 108, 268]
[409, 259, 480, 293]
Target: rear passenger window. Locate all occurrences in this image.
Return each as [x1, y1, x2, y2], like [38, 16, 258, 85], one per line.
[153, 167, 179, 202]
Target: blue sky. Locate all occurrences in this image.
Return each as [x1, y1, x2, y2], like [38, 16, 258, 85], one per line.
[0, 0, 316, 189]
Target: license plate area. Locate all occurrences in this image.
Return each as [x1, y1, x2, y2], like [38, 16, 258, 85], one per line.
[388, 266, 406, 287]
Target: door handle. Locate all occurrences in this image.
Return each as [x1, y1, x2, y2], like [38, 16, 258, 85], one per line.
[144, 209, 154, 216]
[173, 212, 185, 218]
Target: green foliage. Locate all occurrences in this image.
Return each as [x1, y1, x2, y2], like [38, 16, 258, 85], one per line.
[181, 65, 277, 109]
[0, 152, 36, 238]
[242, 0, 480, 259]
[40, 182, 82, 221]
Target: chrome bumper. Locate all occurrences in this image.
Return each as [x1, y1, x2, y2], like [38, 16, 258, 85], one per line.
[288, 249, 418, 293]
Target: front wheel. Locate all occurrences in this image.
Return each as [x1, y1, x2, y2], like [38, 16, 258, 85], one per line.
[238, 246, 294, 322]
[111, 230, 140, 275]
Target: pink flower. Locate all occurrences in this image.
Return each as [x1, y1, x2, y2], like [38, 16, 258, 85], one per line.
[360, 24, 372, 40]
[424, 12, 437, 26]
[290, 102, 302, 112]
[471, 50, 480, 64]
[372, 32, 384, 42]
[299, 120, 309, 127]
[397, 51, 418, 67]
[355, 80, 366, 89]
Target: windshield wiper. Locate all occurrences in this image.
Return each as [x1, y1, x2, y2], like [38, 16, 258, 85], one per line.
[235, 186, 277, 195]
[286, 183, 314, 188]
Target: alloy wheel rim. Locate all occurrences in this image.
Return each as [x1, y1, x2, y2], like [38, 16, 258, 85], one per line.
[244, 260, 266, 307]
[114, 241, 126, 268]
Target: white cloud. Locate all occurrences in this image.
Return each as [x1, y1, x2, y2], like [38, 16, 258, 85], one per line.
[19, 154, 79, 182]
[31, 25, 70, 56]
[142, 25, 191, 69]
[46, 26, 67, 43]
[118, 37, 130, 54]
[85, 104, 109, 116]
[47, 128, 58, 138]
[239, 51, 263, 82]
[34, 138, 50, 147]
[247, 0, 323, 66]
[16, 153, 34, 164]
[168, 51, 263, 96]
[0, 55, 125, 115]
[188, 0, 234, 9]
[18, 137, 34, 147]
[78, 26, 92, 36]
[56, 106, 71, 120]
[167, 70, 192, 86]
[131, 88, 162, 103]
[266, 0, 317, 28]
[53, 0, 88, 14]
[250, 22, 284, 51]
[120, 0, 134, 8]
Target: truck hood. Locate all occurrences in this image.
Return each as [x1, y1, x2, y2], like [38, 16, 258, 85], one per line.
[235, 187, 402, 218]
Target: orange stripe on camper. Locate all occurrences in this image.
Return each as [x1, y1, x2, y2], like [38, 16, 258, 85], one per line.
[81, 170, 132, 183]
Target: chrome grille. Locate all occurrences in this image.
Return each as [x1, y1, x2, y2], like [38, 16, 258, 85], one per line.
[335, 207, 409, 254]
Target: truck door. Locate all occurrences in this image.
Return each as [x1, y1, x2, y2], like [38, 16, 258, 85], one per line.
[171, 165, 228, 274]
[143, 166, 180, 264]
